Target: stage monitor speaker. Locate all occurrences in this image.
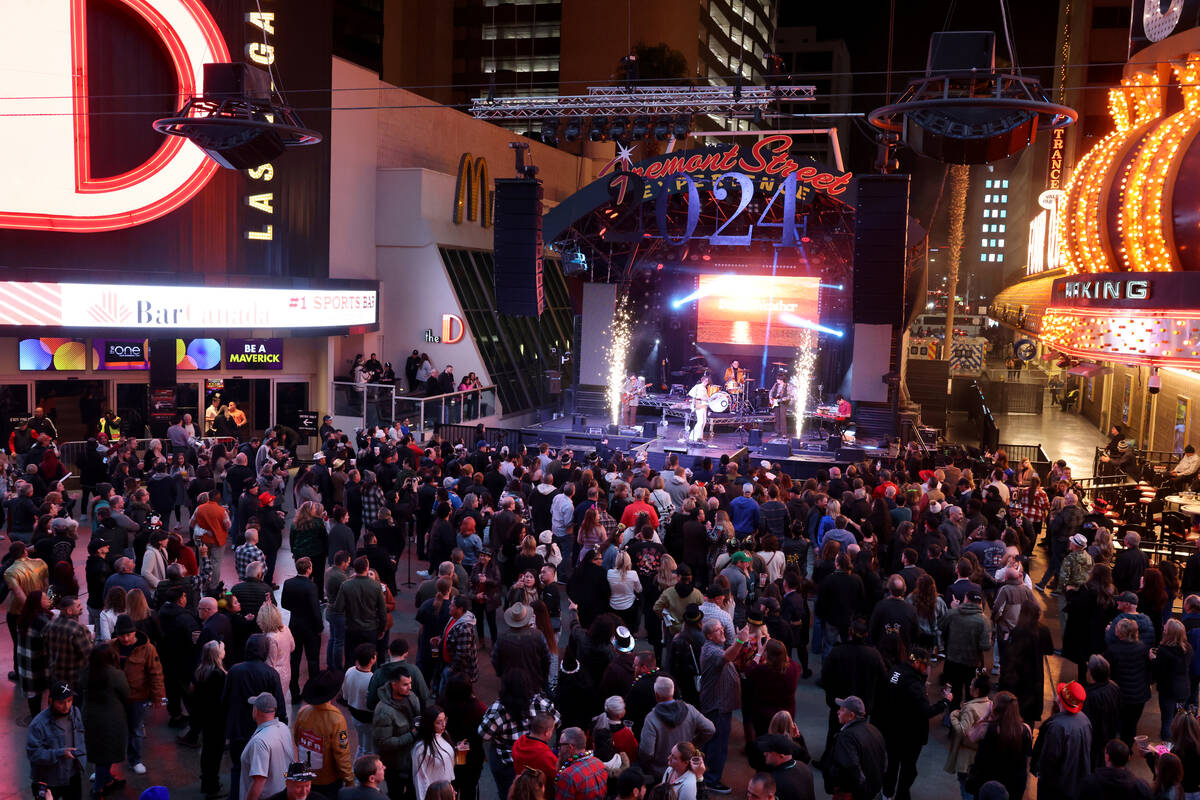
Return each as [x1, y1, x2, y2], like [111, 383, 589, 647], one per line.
[664, 445, 688, 456]
[606, 424, 620, 435]
[790, 438, 803, 450]
[927, 30, 994, 73]
[838, 446, 868, 461]
[642, 421, 658, 438]
[853, 175, 910, 326]
[763, 441, 792, 458]
[747, 429, 763, 446]
[493, 178, 545, 317]
[572, 414, 587, 432]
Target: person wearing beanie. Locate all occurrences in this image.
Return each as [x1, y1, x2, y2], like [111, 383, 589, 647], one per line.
[110, 614, 165, 776]
[1031, 681, 1092, 800]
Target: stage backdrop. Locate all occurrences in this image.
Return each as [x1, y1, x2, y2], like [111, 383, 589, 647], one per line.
[851, 323, 892, 403]
[580, 282, 617, 385]
[695, 274, 821, 352]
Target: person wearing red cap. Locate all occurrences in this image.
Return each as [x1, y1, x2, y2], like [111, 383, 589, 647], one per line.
[1030, 681, 1092, 800]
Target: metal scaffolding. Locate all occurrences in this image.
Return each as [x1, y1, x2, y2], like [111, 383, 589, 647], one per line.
[469, 84, 816, 120]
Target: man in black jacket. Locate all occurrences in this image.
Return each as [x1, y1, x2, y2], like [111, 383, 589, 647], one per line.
[281, 557, 323, 698]
[667, 605, 707, 707]
[1079, 739, 1151, 800]
[823, 696, 886, 800]
[158, 585, 200, 728]
[814, 554, 864, 655]
[491, 602, 550, 687]
[1081, 654, 1122, 772]
[871, 647, 951, 800]
[867, 576, 919, 648]
[223, 634, 288, 796]
[1112, 531, 1149, 594]
[819, 618, 886, 766]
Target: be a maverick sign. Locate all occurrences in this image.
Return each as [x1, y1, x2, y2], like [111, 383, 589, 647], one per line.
[226, 338, 283, 369]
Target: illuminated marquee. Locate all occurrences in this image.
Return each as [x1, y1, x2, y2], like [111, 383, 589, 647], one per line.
[0, 280, 377, 330]
[0, 0, 231, 232]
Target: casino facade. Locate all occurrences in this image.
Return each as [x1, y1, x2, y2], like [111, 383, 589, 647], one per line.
[991, 9, 1200, 454]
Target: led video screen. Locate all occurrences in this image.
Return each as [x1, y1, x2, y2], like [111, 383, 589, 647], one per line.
[19, 338, 87, 371]
[695, 274, 821, 348]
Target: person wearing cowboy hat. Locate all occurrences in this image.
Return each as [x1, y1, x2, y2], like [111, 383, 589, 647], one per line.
[293, 671, 353, 797]
[263, 762, 317, 800]
[1030, 681, 1091, 800]
[491, 602, 550, 688]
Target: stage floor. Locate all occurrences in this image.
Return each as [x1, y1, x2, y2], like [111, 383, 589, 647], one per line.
[517, 414, 888, 478]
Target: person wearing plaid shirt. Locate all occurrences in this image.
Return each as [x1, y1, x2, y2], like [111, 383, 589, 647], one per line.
[235, 529, 267, 581]
[361, 472, 386, 527]
[441, 596, 478, 686]
[44, 595, 92, 690]
[554, 727, 608, 800]
[478, 670, 559, 798]
[1014, 476, 1050, 541]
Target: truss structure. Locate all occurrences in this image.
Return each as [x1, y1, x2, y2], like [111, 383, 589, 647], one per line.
[470, 85, 816, 120]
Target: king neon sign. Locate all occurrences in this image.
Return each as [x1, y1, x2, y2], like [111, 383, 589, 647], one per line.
[0, 0, 230, 232]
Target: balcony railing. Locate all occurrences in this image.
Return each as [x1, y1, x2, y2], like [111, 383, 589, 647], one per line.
[332, 382, 498, 433]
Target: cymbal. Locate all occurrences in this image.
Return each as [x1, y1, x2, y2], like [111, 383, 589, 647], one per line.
[769, 361, 789, 366]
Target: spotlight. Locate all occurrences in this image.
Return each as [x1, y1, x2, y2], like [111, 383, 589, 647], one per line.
[540, 119, 559, 145]
[589, 116, 608, 142]
[631, 115, 651, 140]
[564, 119, 582, 142]
[653, 118, 670, 140]
[672, 115, 691, 139]
[609, 116, 629, 140]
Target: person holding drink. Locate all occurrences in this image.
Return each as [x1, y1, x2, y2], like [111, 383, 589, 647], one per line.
[411, 705, 459, 799]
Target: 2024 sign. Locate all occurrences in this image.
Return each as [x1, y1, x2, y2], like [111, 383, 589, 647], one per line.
[602, 170, 810, 247]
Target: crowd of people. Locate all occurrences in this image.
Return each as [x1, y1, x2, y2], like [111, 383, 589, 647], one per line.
[349, 352, 483, 399]
[6, 412, 1200, 800]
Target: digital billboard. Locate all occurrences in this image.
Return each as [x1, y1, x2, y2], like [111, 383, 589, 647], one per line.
[93, 339, 149, 370]
[695, 274, 821, 349]
[19, 338, 87, 371]
[176, 338, 221, 370]
[226, 338, 283, 369]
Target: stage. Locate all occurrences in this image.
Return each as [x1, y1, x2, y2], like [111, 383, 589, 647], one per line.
[516, 410, 889, 479]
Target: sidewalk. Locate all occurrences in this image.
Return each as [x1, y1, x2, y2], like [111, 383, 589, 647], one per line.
[949, 406, 1108, 477]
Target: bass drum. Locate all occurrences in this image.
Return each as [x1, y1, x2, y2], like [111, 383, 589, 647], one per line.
[708, 391, 731, 413]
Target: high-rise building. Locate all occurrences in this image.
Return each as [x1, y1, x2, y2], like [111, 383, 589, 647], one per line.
[772, 26, 851, 166]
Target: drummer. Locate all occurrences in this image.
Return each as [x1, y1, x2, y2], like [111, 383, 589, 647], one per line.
[724, 360, 746, 392]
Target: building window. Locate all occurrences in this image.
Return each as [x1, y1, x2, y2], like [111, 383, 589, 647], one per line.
[989, 253, 996, 261]
[980, 237, 988, 247]
[1001, 194, 1008, 203]
[438, 248, 574, 415]
[980, 253, 988, 262]
[984, 194, 991, 203]
[482, 22, 561, 40]
[997, 254, 1004, 262]
[998, 224, 1006, 233]
[998, 239, 1005, 247]
[981, 224, 988, 233]
[1000, 210, 1007, 218]
[1001, 179, 1009, 188]
[985, 179, 993, 189]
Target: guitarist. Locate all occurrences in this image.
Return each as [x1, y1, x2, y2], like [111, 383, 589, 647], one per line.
[620, 374, 644, 426]
[769, 372, 793, 436]
[687, 372, 712, 443]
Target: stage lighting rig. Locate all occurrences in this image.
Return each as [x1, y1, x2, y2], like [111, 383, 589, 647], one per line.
[632, 116, 651, 140]
[541, 119, 559, 146]
[867, 31, 1074, 164]
[589, 117, 608, 142]
[470, 85, 814, 121]
[153, 63, 321, 170]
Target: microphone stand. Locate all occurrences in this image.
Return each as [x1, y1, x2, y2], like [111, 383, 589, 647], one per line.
[400, 520, 417, 588]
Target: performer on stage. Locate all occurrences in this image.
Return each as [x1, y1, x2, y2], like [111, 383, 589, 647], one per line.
[836, 394, 852, 418]
[620, 374, 644, 426]
[688, 372, 712, 442]
[723, 360, 746, 391]
[768, 373, 792, 436]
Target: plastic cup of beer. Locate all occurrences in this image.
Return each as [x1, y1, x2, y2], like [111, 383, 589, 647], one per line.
[455, 741, 469, 766]
[1135, 735, 1150, 754]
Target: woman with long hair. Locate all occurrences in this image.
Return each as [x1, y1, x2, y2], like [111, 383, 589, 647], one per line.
[998, 600, 1055, 725]
[745, 638, 801, 736]
[15, 589, 52, 719]
[256, 601, 296, 706]
[290, 500, 329, 599]
[607, 551, 641, 632]
[662, 741, 701, 800]
[575, 507, 605, 558]
[97, 586, 127, 643]
[757, 534, 785, 585]
[193, 640, 227, 798]
[1151, 751, 1185, 800]
[412, 705, 456, 799]
[1153, 618, 1193, 740]
[530, 599, 559, 694]
[124, 587, 161, 645]
[1142, 568, 1171, 641]
[84, 645, 130, 796]
[946, 673, 991, 798]
[506, 570, 540, 610]
[1147, 710, 1200, 798]
[1088, 526, 1116, 566]
[967, 690, 1032, 800]
[480, 668, 556, 799]
[440, 675, 486, 800]
[1062, 562, 1117, 681]
[513, 534, 545, 578]
[508, 768, 545, 800]
[907, 573, 948, 656]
